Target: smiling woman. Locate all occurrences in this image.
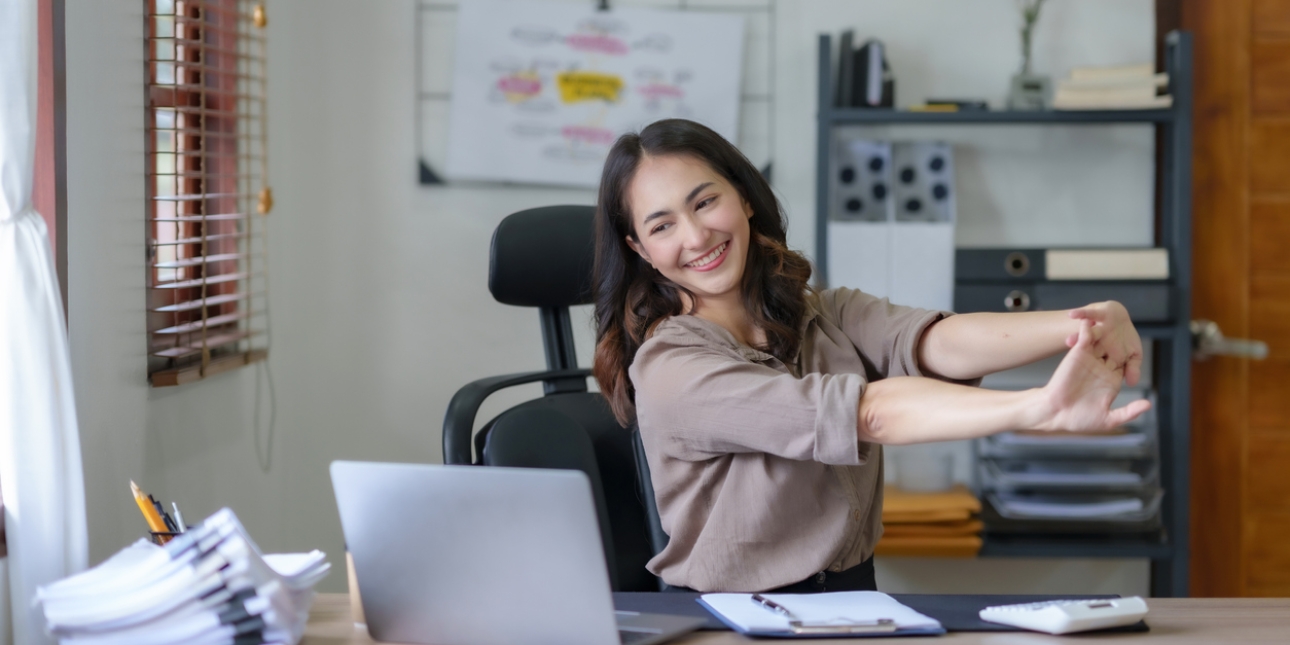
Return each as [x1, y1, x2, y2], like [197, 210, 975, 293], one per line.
[590, 119, 1151, 594]
[593, 119, 813, 428]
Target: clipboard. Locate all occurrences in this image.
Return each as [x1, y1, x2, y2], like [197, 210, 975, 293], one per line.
[697, 592, 946, 638]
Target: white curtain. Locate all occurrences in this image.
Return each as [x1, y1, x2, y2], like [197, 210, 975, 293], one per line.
[0, 0, 90, 644]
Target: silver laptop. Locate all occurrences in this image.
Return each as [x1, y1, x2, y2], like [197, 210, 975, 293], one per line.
[331, 461, 705, 645]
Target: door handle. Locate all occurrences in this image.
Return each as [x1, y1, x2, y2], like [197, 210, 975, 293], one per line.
[1190, 319, 1269, 360]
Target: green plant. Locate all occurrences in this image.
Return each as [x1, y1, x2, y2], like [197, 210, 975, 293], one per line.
[1019, 0, 1047, 75]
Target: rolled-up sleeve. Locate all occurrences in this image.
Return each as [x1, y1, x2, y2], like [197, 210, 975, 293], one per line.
[826, 287, 954, 379]
[630, 330, 867, 465]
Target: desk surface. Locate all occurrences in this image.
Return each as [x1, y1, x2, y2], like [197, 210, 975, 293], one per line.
[302, 593, 1290, 644]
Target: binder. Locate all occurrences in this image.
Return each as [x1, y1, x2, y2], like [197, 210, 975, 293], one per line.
[956, 249, 1046, 281]
[956, 248, 1169, 282]
[836, 30, 854, 108]
[953, 282, 1173, 322]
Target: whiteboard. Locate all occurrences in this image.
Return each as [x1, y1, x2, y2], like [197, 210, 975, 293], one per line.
[444, 0, 745, 187]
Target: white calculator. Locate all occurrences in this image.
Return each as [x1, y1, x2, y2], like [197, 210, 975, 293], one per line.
[979, 597, 1149, 634]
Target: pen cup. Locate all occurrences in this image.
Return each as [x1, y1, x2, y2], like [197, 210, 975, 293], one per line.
[346, 551, 367, 628]
[149, 531, 181, 546]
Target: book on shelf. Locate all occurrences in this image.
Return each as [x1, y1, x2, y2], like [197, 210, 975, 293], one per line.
[1059, 72, 1169, 91]
[1053, 63, 1171, 110]
[1069, 63, 1156, 82]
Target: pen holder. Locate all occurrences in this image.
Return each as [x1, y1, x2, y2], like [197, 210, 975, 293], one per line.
[149, 531, 181, 546]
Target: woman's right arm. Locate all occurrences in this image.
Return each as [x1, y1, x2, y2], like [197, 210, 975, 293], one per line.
[856, 319, 1152, 445]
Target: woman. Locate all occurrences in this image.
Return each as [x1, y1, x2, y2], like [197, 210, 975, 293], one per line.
[591, 119, 1149, 593]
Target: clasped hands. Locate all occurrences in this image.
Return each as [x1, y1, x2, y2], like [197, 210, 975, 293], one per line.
[1035, 301, 1152, 432]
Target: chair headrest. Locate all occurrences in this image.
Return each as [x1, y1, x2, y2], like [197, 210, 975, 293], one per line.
[489, 205, 595, 308]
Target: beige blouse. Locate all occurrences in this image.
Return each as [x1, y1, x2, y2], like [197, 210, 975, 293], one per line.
[630, 287, 966, 592]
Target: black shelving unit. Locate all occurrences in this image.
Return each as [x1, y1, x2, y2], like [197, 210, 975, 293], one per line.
[814, 32, 1193, 597]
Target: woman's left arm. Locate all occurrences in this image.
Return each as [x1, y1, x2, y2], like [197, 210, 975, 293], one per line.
[917, 301, 1144, 385]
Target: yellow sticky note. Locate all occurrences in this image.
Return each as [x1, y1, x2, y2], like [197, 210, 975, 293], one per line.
[556, 71, 623, 104]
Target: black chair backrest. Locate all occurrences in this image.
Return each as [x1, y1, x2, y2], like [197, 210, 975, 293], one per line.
[443, 205, 665, 591]
[483, 406, 621, 589]
[489, 205, 595, 309]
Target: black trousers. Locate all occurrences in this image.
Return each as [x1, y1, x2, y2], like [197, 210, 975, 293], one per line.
[765, 556, 877, 593]
[667, 556, 876, 593]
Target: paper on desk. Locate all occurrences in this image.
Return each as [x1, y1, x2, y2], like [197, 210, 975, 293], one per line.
[700, 591, 941, 633]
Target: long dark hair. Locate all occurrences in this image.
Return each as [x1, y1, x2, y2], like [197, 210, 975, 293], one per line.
[592, 119, 813, 427]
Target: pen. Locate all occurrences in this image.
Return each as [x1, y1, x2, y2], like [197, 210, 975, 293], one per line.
[130, 481, 168, 533]
[151, 495, 178, 532]
[172, 502, 186, 533]
[750, 593, 899, 634]
[750, 594, 796, 620]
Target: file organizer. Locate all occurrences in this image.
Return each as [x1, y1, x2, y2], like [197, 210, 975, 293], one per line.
[976, 391, 1165, 536]
[828, 137, 956, 312]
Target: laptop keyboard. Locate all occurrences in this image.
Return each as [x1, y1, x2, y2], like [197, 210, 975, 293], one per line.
[619, 629, 660, 645]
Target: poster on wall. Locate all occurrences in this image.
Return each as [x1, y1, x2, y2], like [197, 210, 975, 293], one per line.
[445, 0, 745, 188]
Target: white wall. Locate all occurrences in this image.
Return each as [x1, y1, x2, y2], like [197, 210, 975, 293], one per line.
[66, 0, 1154, 596]
[66, 0, 152, 566]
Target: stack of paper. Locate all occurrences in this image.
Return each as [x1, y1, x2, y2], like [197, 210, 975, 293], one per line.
[985, 460, 1155, 489]
[1052, 63, 1172, 110]
[988, 490, 1163, 522]
[37, 509, 329, 645]
[993, 427, 1150, 450]
[875, 486, 982, 558]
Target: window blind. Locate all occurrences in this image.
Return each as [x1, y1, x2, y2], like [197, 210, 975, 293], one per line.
[145, 0, 270, 386]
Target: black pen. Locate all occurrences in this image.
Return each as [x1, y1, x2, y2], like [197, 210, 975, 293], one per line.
[750, 593, 898, 634]
[151, 496, 177, 532]
[750, 594, 796, 620]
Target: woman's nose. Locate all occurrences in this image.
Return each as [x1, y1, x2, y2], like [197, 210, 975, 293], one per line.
[678, 216, 709, 250]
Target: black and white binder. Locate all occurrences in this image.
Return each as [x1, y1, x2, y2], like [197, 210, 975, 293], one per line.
[954, 282, 1173, 322]
[957, 248, 1169, 282]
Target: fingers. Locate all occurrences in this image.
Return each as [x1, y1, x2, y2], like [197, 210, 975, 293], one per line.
[1068, 324, 1103, 347]
[1068, 302, 1106, 322]
[1074, 319, 1095, 351]
[1105, 398, 1152, 427]
[1125, 354, 1143, 387]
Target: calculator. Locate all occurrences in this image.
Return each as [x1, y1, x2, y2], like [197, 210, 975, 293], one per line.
[978, 597, 1149, 634]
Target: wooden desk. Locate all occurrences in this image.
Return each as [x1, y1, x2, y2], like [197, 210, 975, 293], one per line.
[302, 593, 1290, 644]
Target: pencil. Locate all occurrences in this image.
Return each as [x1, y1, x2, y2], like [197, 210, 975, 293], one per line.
[130, 480, 169, 533]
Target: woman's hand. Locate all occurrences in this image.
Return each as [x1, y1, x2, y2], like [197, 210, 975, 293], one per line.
[1035, 319, 1152, 432]
[1065, 301, 1144, 387]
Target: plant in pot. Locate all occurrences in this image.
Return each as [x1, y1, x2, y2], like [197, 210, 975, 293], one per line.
[1007, 0, 1050, 110]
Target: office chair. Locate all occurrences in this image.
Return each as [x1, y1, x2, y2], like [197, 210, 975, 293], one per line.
[441, 205, 670, 592]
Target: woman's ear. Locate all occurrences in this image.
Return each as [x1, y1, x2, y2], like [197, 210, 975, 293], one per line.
[743, 197, 754, 219]
[625, 236, 653, 267]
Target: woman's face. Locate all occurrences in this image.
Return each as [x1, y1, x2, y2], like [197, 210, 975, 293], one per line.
[625, 154, 753, 308]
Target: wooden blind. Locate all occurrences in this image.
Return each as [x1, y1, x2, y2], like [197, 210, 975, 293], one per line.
[145, 0, 270, 387]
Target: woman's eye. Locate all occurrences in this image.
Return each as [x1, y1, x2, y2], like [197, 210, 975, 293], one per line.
[697, 197, 716, 209]
[651, 222, 671, 235]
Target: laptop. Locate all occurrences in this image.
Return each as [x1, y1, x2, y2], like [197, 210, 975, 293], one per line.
[331, 461, 705, 645]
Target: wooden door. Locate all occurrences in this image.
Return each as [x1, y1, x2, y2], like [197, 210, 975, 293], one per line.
[1184, 0, 1290, 596]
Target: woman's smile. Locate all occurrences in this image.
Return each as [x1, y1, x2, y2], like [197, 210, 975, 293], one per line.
[685, 241, 729, 271]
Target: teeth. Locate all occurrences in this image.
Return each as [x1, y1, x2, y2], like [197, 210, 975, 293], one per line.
[688, 243, 726, 268]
